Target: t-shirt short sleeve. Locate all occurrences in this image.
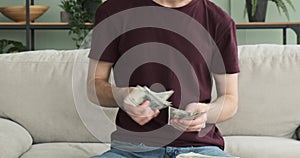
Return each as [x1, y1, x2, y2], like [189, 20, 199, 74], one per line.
[88, 6, 120, 63]
[211, 20, 240, 74]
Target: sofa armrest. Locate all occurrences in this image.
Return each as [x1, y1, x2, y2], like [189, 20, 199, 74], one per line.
[0, 118, 33, 158]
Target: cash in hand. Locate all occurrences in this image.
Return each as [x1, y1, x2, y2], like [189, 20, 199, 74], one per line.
[124, 85, 174, 110]
[123, 85, 206, 123]
[168, 107, 207, 125]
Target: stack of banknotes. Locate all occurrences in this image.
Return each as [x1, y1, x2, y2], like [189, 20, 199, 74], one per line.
[124, 86, 205, 123]
[176, 152, 239, 158]
[124, 85, 173, 110]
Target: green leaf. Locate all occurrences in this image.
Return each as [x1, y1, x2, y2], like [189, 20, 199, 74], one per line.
[286, 0, 296, 11]
[0, 39, 26, 53]
[252, 0, 258, 16]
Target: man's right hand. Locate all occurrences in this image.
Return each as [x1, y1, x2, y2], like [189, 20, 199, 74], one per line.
[123, 100, 160, 126]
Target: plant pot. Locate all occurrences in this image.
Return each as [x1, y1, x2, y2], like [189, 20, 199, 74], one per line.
[60, 11, 71, 22]
[246, 0, 268, 22]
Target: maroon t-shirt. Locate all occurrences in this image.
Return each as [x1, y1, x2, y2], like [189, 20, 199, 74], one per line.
[89, 0, 239, 149]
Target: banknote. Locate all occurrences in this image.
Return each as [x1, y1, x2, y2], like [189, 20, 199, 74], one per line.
[168, 107, 207, 125]
[144, 86, 174, 101]
[176, 152, 239, 158]
[124, 85, 174, 110]
[169, 107, 207, 119]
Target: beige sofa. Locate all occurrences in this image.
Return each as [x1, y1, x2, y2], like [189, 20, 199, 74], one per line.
[0, 45, 300, 158]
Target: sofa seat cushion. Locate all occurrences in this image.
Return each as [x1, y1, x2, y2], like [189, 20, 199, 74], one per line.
[224, 136, 300, 158]
[20, 143, 110, 158]
[0, 118, 33, 158]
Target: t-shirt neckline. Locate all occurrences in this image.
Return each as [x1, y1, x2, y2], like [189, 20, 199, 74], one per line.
[149, 0, 197, 9]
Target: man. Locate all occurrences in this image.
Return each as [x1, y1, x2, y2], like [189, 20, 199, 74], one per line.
[87, 0, 239, 157]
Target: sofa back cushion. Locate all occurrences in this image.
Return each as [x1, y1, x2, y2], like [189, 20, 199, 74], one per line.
[218, 45, 300, 138]
[1, 45, 300, 143]
[0, 49, 116, 143]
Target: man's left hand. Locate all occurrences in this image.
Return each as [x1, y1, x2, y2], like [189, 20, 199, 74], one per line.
[170, 103, 209, 132]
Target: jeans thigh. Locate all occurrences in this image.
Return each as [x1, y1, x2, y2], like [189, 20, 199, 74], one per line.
[165, 146, 232, 158]
[90, 147, 130, 158]
[190, 146, 232, 157]
[91, 147, 166, 158]
[91, 141, 166, 158]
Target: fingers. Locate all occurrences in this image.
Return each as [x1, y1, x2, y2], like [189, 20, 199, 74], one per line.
[171, 102, 208, 132]
[124, 100, 153, 117]
[131, 110, 160, 126]
[153, 108, 160, 117]
[170, 114, 207, 132]
[123, 100, 160, 126]
[139, 100, 150, 107]
[170, 120, 186, 131]
[185, 103, 209, 114]
[178, 113, 207, 126]
[133, 117, 155, 126]
[185, 122, 206, 132]
[171, 119, 206, 132]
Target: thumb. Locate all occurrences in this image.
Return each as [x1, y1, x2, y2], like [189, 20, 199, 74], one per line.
[139, 100, 150, 108]
[185, 102, 198, 113]
[186, 103, 209, 113]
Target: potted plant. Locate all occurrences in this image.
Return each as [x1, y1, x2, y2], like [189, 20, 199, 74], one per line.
[82, 0, 103, 22]
[245, 0, 295, 22]
[60, 0, 103, 48]
[0, 39, 26, 54]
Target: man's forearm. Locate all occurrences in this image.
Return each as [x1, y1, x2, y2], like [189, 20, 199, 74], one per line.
[207, 94, 238, 124]
[88, 79, 129, 108]
[95, 79, 118, 107]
